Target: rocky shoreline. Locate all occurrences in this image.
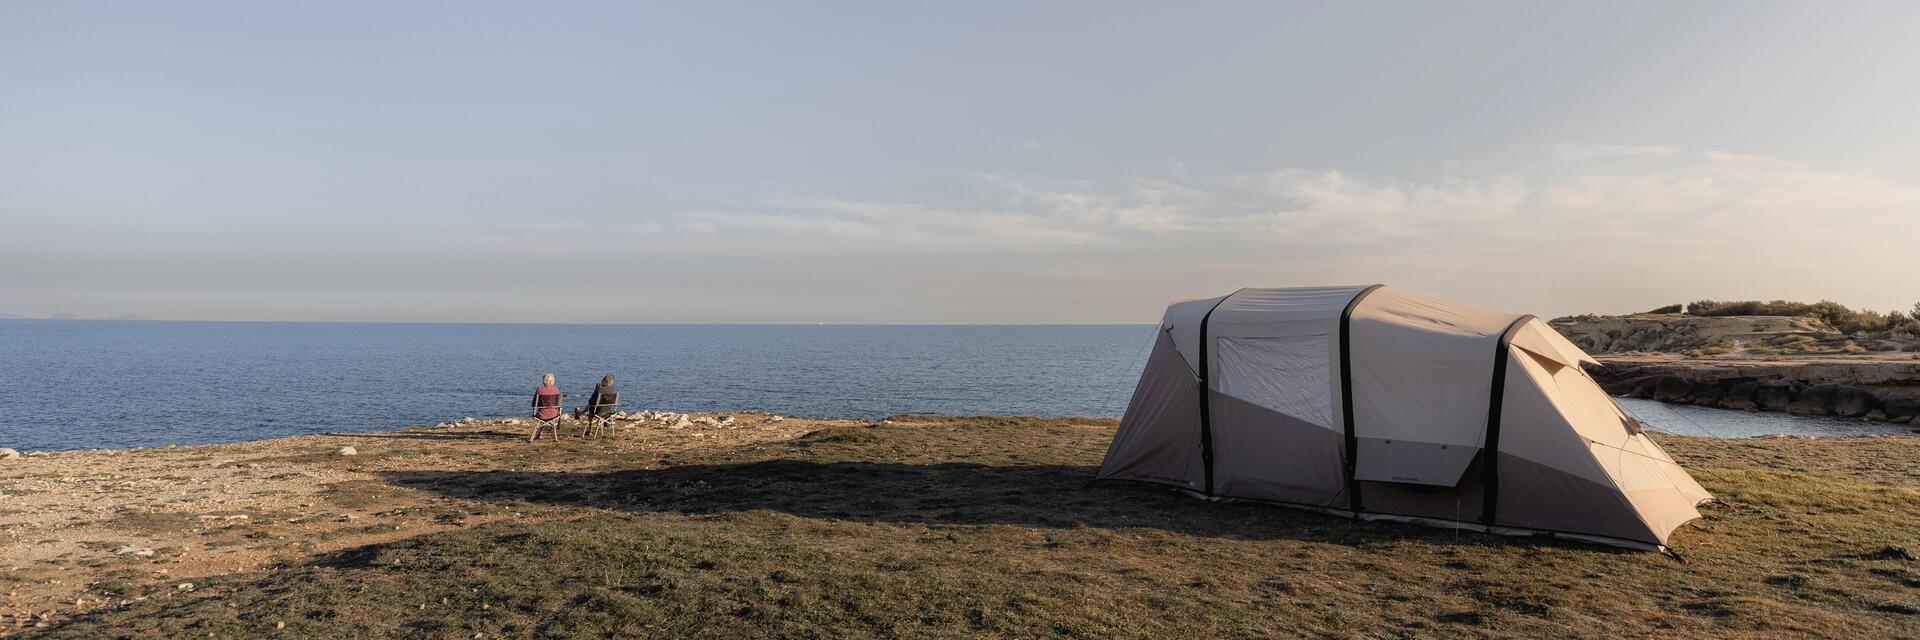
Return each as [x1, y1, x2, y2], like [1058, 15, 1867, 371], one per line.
[1589, 355, 1920, 427]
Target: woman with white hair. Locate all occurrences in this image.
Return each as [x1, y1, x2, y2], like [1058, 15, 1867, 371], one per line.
[529, 373, 563, 441]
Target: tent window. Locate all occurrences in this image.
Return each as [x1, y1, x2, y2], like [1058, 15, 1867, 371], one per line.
[1216, 335, 1334, 428]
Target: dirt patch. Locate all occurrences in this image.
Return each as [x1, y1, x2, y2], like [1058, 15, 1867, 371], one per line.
[0, 412, 832, 633]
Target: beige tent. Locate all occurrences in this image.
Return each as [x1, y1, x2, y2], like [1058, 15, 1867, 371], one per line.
[1096, 285, 1712, 549]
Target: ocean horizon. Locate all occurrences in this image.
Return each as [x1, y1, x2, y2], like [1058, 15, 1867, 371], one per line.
[4, 318, 1903, 453]
[0, 319, 1160, 451]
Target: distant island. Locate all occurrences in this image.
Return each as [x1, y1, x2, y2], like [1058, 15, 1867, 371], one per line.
[1555, 300, 1920, 426]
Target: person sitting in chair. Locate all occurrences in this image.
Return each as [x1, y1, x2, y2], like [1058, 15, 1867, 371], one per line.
[577, 373, 618, 418]
[529, 373, 563, 441]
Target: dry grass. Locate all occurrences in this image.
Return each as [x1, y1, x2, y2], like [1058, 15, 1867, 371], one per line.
[22, 417, 1920, 639]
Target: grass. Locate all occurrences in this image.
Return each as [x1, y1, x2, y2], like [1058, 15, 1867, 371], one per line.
[24, 416, 1920, 639]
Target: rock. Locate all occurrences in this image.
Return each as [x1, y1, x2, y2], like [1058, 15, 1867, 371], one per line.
[175, 582, 194, 591]
[1595, 376, 1642, 396]
[0, 448, 17, 460]
[1689, 383, 1726, 407]
[1866, 409, 1888, 422]
[335, 446, 357, 456]
[1882, 396, 1920, 421]
[1652, 376, 1696, 403]
[1718, 381, 1759, 411]
[765, 415, 785, 424]
[1787, 383, 1838, 415]
[1832, 385, 1879, 417]
[669, 415, 691, 430]
[613, 411, 628, 420]
[715, 415, 735, 426]
[113, 546, 155, 557]
[1756, 379, 1801, 411]
[1620, 376, 1660, 399]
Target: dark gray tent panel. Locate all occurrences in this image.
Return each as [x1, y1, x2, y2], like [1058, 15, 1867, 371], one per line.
[1096, 285, 1712, 549]
[1097, 330, 1206, 490]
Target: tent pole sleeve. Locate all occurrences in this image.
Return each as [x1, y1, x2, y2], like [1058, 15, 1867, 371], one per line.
[1338, 284, 1387, 514]
[1196, 289, 1242, 497]
[1481, 315, 1536, 528]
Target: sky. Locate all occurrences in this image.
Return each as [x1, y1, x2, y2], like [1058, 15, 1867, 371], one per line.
[4, 1, 1919, 323]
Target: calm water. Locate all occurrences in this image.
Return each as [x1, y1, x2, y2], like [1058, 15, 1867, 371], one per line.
[0, 321, 1158, 451]
[1614, 397, 1913, 439]
[0, 320, 1905, 451]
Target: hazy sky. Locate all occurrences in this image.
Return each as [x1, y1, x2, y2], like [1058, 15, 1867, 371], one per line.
[5, 2, 1918, 323]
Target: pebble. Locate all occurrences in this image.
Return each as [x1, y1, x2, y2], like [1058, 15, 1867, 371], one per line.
[335, 446, 357, 456]
[176, 582, 194, 591]
[112, 546, 155, 557]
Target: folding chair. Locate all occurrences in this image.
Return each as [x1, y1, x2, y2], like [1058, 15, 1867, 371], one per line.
[530, 391, 564, 442]
[584, 391, 620, 438]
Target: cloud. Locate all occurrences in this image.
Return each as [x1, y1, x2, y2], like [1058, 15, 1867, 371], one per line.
[1553, 143, 1686, 160]
[7, 144, 1916, 321]
[484, 146, 1919, 266]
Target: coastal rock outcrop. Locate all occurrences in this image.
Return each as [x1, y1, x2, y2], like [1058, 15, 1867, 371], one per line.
[1587, 357, 1920, 420]
[0, 448, 18, 460]
[1551, 313, 1830, 355]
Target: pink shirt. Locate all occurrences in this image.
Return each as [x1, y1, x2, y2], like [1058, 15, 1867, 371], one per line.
[532, 384, 562, 420]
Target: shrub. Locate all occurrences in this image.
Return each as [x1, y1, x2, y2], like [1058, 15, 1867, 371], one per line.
[1647, 303, 1684, 314]
[1838, 309, 1895, 334]
[1683, 299, 1909, 336]
[1687, 299, 1829, 318]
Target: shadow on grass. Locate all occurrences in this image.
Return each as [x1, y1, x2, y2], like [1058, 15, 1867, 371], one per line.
[327, 429, 527, 441]
[380, 460, 1570, 547]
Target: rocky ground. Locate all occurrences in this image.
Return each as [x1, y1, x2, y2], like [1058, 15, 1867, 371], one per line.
[0, 411, 838, 633]
[2, 416, 1915, 638]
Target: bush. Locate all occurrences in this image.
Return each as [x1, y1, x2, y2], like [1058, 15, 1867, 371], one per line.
[1647, 304, 1684, 314]
[1838, 309, 1896, 334]
[1683, 299, 1907, 336]
[1687, 299, 1827, 318]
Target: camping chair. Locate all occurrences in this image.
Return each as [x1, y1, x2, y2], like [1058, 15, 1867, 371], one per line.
[584, 391, 620, 438]
[530, 392, 564, 442]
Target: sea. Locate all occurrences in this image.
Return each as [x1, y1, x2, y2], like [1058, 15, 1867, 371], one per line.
[1, 320, 1909, 452]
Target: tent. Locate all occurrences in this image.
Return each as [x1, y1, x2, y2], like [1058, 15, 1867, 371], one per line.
[1095, 285, 1712, 549]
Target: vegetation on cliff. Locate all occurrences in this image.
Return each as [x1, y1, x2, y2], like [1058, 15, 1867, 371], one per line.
[1660, 300, 1920, 337]
[1554, 299, 1920, 358]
